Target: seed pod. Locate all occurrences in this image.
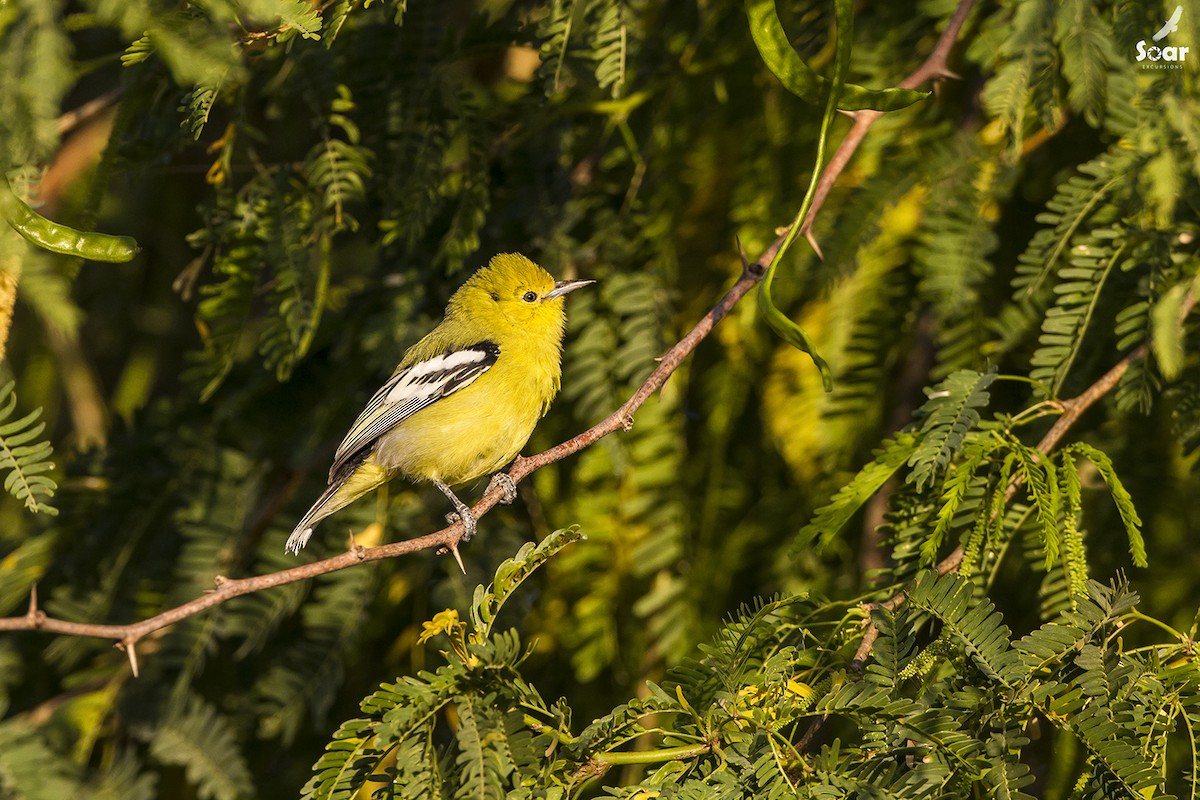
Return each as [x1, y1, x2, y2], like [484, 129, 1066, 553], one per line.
[1, 180, 139, 263]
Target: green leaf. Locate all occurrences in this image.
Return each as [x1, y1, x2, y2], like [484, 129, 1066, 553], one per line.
[1151, 277, 1198, 380]
[922, 448, 987, 565]
[1065, 443, 1146, 567]
[0, 380, 57, 515]
[146, 697, 254, 800]
[793, 433, 918, 555]
[744, 0, 928, 111]
[907, 370, 996, 492]
[1010, 442, 1061, 570]
[1052, 0, 1119, 128]
[0, 718, 82, 799]
[469, 525, 586, 636]
[906, 571, 1025, 685]
[757, 278, 833, 391]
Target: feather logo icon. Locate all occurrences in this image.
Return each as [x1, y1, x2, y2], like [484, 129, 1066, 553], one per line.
[1153, 6, 1183, 42]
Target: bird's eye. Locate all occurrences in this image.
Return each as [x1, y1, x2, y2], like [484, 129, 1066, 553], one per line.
[522, 291, 538, 303]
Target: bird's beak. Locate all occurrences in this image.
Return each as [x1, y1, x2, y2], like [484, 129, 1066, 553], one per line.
[544, 279, 595, 300]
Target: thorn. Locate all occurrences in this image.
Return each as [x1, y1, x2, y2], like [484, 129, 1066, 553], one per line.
[936, 67, 961, 81]
[448, 541, 467, 575]
[805, 229, 825, 261]
[735, 235, 751, 270]
[736, 236, 765, 278]
[837, 108, 859, 120]
[25, 584, 46, 627]
[118, 639, 140, 678]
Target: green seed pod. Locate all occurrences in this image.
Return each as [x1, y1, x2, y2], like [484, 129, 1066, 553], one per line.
[1, 180, 139, 263]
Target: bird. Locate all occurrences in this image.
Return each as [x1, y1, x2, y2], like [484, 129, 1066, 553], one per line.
[285, 253, 593, 557]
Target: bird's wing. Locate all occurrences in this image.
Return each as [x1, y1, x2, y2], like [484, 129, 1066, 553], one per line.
[328, 341, 501, 482]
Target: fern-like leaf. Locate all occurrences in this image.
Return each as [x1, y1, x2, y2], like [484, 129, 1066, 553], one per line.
[907, 370, 996, 492]
[145, 696, 254, 800]
[1008, 440, 1061, 569]
[922, 446, 990, 565]
[1009, 155, 1115, 306]
[1064, 443, 1146, 567]
[906, 571, 1025, 685]
[792, 433, 918, 555]
[0, 718, 81, 799]
[1052, 0, 1119, 128]
[470, 526, 586, 637]
[1028, 234, 1123, 396]
[0, 380, 57, 515]
[452, 694, 516, 800]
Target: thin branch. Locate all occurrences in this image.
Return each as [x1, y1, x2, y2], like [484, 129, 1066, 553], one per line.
[798, 0, 977, 239]
[851, 290, 1199, 668]
[56, 89, 123, 137]
[0, 260, 763, 645]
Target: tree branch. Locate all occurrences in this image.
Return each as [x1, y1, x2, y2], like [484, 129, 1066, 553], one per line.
[798, 0, 976, 241]
[850, 291, 1198, 668]
[0, 258, 765, 645]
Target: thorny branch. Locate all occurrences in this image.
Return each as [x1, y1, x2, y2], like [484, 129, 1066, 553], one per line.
[0, 0, 976, 672]
[0, 261, 763, 670]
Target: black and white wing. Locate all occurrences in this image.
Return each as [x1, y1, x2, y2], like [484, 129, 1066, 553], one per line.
[328, 341, 500, 482]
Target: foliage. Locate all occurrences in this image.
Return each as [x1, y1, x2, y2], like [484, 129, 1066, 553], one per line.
[0, 381, 56, 515]
[306, 552, 1199, 800]
[1, 0, 1199, 798]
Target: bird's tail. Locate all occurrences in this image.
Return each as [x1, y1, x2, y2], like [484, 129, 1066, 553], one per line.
[285, 482, 343, 554]
[285, 460, 389, 554]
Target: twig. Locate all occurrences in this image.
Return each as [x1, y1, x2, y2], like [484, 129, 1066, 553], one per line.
[850, 292, 1198, 669]
[56, 90, 123, 137]
[798, 0, 977, 238]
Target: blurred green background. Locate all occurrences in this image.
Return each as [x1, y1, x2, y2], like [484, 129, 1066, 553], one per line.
[1, 0, 1198, 797]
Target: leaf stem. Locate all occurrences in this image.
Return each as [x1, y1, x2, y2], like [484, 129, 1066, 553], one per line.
[594, 743, 710, 765]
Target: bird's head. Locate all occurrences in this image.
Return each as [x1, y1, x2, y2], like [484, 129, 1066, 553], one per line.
[449, 253, 593, 338]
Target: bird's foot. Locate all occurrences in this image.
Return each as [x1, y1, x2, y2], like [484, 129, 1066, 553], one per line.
[434, 479, 479, 541]
[445, 507, 478, 541]
[487, 473, 518, 504]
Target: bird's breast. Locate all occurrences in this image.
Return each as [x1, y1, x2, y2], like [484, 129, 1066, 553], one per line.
[373, 340, 562, 486]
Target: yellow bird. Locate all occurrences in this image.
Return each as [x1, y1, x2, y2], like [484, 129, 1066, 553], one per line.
[286, 253, 592, 554]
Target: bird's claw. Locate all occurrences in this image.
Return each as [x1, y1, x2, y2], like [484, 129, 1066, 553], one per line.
[488, 473, 518, 505]
[445, 509, 478, 541]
